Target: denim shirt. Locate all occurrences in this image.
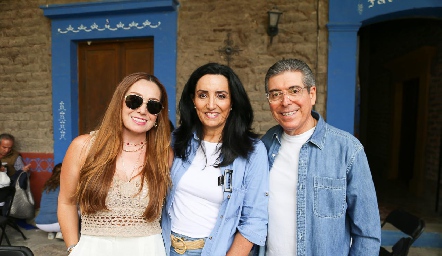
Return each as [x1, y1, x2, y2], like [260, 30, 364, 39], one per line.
[260, 111, 381, 256]
[35, 187, 60, 224]
[162, 133, 269, 256]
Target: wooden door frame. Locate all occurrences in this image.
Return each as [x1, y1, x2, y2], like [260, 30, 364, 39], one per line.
[78, 38, 154, 135]
[42, 1, 178, 164]
[385, 46, 435, 195]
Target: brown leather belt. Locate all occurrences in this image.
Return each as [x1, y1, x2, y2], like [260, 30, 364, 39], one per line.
[171, 234, 205, 254]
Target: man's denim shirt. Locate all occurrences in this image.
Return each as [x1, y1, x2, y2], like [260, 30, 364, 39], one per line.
[260, 111, 381, 256]
[162, 133, 269, 256]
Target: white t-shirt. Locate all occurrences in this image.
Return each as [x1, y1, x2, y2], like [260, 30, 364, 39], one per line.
[0, 171, 10, 188]
[267, 127, 315, 256]
[171, 141, 223, 238]
[0, 171, 10, 206]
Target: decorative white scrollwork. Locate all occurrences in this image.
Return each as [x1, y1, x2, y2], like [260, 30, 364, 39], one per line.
[358, 3, 364, 15]
[367, 0, 394, 9]
[58, 19, 161, 34]
[58, 101, 66, 140]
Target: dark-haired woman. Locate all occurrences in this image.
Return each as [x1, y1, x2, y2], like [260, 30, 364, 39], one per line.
[59, 73, 172, 255]
[162, 63, 269, 256]
[36, 163, 63, 240]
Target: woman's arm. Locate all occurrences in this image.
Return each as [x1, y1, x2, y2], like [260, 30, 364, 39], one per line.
[58, 134, 90, 249]
[226, 232, 253, 256]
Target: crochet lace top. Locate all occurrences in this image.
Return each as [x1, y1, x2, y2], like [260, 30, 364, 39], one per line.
[80, 176, 161, 237]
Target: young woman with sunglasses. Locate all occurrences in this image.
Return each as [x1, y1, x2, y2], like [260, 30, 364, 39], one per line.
[58, 73, 172, 256]
[162, 63, 269, 256]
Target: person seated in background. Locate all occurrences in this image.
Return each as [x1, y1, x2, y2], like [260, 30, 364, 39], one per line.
[0, 133, 31, 189]
[35, 163, 63, 240]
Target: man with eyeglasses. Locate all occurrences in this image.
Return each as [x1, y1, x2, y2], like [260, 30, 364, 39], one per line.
[260, 59, 381, 255]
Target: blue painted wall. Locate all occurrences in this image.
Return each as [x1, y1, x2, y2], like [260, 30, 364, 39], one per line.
[327, 0, 442, 133]
[41, 0, 178, 164]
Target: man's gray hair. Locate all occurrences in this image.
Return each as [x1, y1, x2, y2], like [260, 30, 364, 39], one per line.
[264, 58, 316, 93]
[0, 133, 15, 144]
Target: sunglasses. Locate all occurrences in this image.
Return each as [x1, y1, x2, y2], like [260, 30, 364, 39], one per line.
[124, 94, 163, 115]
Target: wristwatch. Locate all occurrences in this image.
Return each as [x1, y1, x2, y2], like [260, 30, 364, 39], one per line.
[67, 244, 76, 254]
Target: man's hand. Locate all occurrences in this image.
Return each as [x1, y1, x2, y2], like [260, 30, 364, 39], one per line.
[22, 164, 31, 172]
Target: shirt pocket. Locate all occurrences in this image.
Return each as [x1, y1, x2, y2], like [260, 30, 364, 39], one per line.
[313, 176, 346, 218]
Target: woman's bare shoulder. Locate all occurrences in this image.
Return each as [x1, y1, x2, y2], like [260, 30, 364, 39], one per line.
[69, 134, 92, 148]
[66, 134, 95, 157]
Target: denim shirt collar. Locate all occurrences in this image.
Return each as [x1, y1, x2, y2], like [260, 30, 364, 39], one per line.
[192, 132, 201, 141]
[177, 132, 200, 166]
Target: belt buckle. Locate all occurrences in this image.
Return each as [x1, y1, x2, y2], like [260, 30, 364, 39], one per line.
[172, 235, 187, 255]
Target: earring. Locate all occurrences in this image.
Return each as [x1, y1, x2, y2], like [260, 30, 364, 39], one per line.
[194, 106, 196, 109]
[154, 121, 158, 128]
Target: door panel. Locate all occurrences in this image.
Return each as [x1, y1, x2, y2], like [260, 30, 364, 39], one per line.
[79, 44, 119, 134]
[78, 39, 153, 134]
[398, 77, 419, 184]
[384, 46, 435, 196]
[123, 41, 154, 75]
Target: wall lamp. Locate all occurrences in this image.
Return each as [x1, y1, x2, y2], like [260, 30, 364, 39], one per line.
[267, 6, 283, 44]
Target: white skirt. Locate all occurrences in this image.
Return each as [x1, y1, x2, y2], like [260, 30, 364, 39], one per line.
[70, 234, 166, 256]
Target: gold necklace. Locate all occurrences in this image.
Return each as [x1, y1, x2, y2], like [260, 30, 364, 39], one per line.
[121, 150, 143, 182]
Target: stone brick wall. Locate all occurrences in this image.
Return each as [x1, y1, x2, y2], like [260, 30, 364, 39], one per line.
[176, 0, 329, 135]
[0, 0, 93, 153]
[0, 0, 328, 152]
[0, 0, 52, 152]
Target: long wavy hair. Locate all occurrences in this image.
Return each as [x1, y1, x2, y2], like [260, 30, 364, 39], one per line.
[77, 72, 171, 221]
[43, 163, 62, 193]
[174, 63, 258, 166]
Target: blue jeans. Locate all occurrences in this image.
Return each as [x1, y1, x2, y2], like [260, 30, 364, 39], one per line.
[169, 231, 205, 256]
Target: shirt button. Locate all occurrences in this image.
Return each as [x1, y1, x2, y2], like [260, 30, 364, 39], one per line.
[227, 195, 231, 199]
[272, 154, 276, 158]
[209, 237, 213, 240]
[265, 192, 269, 196]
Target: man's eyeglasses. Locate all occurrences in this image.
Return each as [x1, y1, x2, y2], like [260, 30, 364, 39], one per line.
[266, 86, 306, 103]
[125, 94, 163, 115]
